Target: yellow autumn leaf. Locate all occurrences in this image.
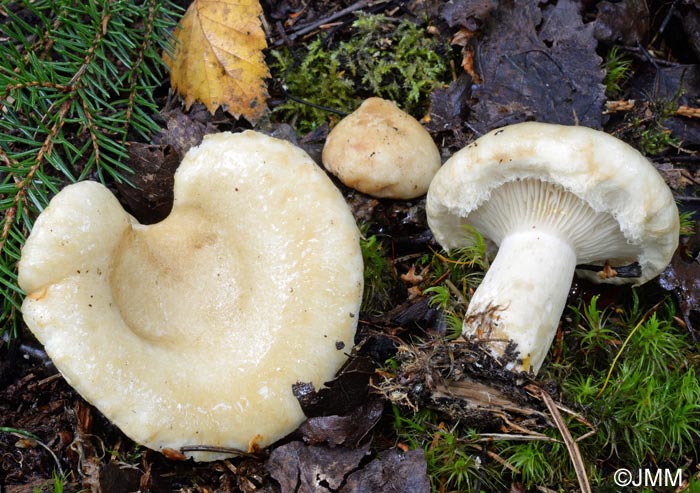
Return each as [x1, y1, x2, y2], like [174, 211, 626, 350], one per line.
[164, 0, 269, 124]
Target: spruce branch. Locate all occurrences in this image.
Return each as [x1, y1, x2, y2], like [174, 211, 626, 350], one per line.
[0, 0, 181, 338]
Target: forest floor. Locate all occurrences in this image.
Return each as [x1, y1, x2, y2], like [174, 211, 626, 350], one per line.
[2, 1, 700, 492]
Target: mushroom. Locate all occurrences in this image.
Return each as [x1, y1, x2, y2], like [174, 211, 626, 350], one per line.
[426, 122, 679, 373]
[322, 97, 441, 199]
[18, 131, 364, 461]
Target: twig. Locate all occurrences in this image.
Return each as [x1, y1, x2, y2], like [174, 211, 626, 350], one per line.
[444, 278, 468, 307]
[524, 384, 597, 435]
[478, 433, 560, 443]
[651, 0, 679, 45]
[179, 445, 258, 459]
[280, 90, 349, 117]
[272, 0, 390, 46]
[483, 447, 520, 473]
[27, 373, 62, 389]
[540, 390, 591, 493]
[122, 0, 158, 141]
[651, 155, 700, 163]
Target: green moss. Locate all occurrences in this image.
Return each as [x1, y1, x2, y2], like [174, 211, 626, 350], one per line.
[499, 434, 570, 489]
[391, 279, 700, 489]
[638, 122, 680, 156]
[603, 46, 632, 97]
[392, 407, 504, 492]
[624, 97, 682, 156]
[270, 13, 452, 133]
[490, 295, 700, 489]
[420, 226, 489, 339]
[359, 226, 394, 314]
[269, 38, 357, 132]
[679, 211, 696, 236]
[556, 295, 700, 469]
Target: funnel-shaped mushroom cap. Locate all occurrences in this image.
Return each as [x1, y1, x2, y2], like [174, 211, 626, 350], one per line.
[427, 122, 679, 285]
[19, 131, 364, 461]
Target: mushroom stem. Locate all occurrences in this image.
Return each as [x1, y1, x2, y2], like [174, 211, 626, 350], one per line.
[463, 229, 577, 373]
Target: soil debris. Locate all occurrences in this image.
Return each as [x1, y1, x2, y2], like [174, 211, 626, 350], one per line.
[376, 337, 553, 431]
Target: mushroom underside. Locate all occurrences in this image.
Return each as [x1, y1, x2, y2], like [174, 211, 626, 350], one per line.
[448, 178, 643, 372]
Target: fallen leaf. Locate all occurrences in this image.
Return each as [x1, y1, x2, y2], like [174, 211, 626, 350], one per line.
[154, 104, 217, 161]
[592, 0, 650, 45]
[627, 63, 700, 147]
[683, 3, 700, 61]
[425, 73, 472, 151]
[266, 442, 429, 493]
[163, 0, 270, 123]
[293, 356, 376, 418]
[440, 0, 497, 31]
[659, 233, 700, 338]
[343, 449, 430, 493]
[299, 399, 384, 448]
[466, 0, 606, 133]
[266, 441, 370, 493]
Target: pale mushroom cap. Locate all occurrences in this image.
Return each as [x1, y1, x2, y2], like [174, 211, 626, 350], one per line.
[322, 97, 441, 199]
[18, 131, 364, 461]
[427, 122, 679, 285]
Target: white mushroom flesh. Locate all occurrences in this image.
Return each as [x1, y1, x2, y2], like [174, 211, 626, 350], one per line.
[465, 178, 641, 370]
[19, 131, 364, 461]
[427, 122, 679, 373]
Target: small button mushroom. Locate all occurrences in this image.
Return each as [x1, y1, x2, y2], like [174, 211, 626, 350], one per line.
[322, 97, 441, 199]
[427, 122, 679, 374]
[18, 131, 364, 461]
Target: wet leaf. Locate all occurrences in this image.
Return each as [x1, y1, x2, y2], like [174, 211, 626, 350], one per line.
[343, 449, 429, 493]
[592, 0, 650, 45]
[266, 441, 370, 493]
[659, 234, 700, 337]
[154, 105, 217, 161]
[266, 442, 429, 493]
[293, 356, 376, 418]
[627, 63, 700, 147]
[163, 0, 270, 123]
[425, 73, 472, 151]
[467, 0, 606, 133]
[440, 0, 497, 30]
[299, 399, 384, 448]
[683, 3, 700, 61]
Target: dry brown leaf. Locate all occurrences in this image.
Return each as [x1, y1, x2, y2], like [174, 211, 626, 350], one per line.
[164, 0, 269, 124]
